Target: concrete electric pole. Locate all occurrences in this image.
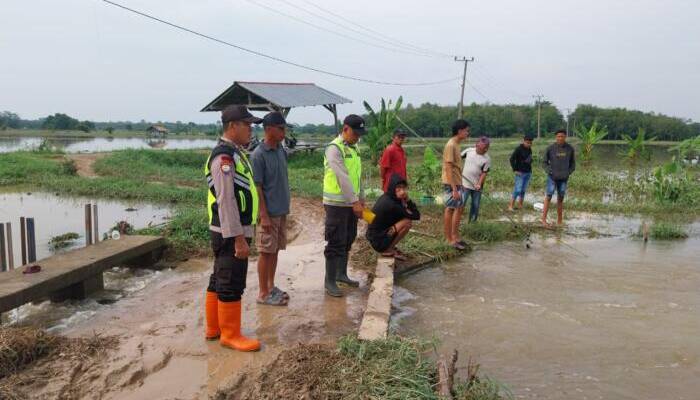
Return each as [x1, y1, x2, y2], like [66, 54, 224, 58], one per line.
[532, 94, 545, 138]
[455, 56, 475, 119]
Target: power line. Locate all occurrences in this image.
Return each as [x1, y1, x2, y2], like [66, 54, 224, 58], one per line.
[100, 0, 460, 86]
[246, 0, 437, 59]
[300, 0, 456, 59]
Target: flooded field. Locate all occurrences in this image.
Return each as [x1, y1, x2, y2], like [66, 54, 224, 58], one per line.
[0, 191, 170, 262]
[0, 136, 218, 153]
[394, 232, 700, 399]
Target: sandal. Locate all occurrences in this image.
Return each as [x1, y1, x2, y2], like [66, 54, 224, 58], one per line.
[271, 286, 290, 301]
[451, 242, 467, 251]
[256, 291, 288, 306]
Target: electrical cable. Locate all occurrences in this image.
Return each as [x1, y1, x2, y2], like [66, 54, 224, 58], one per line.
[100, 0, 460, 86]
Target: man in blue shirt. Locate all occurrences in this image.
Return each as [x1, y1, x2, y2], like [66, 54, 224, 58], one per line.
[251, 111, 291, 306]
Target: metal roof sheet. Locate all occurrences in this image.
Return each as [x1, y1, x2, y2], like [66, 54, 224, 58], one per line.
[201, 81, 351, 112]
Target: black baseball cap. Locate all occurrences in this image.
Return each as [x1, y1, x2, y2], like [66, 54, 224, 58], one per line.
[221, 105, 262, 125]
[343, 114, 366, 135]
[262, 111, 289, 127]
[393, 129, 408, 137]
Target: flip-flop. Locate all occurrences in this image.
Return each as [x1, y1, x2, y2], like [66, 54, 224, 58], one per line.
[23, 265, 41, 274]
[451, 242, 467, 251]
[393, 253, 408, 261]
[271, 286, 290, 301]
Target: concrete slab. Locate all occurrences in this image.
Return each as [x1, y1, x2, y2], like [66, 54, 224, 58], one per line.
[358, 257, 394, 341]
[0, 235, 165, 313]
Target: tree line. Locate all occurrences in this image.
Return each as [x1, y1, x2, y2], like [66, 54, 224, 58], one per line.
[2, 104, 699, 141]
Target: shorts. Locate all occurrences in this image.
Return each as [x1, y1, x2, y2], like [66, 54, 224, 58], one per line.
[545, 176, 568, 199]
[443, 185, 466, 209]
[367, 229, 396, 253]
[255, 215, 287, 253]
[512, 172, 532, 199]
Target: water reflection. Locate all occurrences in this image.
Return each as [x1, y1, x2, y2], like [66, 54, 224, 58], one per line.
[0, 136, 218, 153]
[0, 192, 170, 264]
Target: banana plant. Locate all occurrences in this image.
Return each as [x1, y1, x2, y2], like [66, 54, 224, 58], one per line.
[621, 128, 656, 167]
[575, 121, 608, 164]
[362, 96, 403, 162]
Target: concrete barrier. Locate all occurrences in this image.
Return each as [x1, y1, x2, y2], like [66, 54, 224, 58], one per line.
[0, 235, 165, 313]
[358, 256, 395, 340]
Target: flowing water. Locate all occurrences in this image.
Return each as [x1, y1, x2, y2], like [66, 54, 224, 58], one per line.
[394, 233, 700, 400]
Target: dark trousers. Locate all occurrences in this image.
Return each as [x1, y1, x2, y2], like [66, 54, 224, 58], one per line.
[324, 205, 358, 259]
[207, 231, 250, 302]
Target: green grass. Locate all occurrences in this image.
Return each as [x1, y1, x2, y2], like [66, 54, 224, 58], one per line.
[636, 222, 689, 240]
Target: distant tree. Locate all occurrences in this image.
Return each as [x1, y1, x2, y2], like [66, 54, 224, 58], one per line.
[106, 126, 115, 135]
[125, 123, 133, 131]
[0, 111, 21, 129]
[42, 113, 81, 130]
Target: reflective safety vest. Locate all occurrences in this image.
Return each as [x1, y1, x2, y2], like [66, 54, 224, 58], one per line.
[205, 140, 259, 227]
[323, 136, 361, 204]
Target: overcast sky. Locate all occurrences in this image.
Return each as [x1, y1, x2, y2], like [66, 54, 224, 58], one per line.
[1, 0, 699, 125]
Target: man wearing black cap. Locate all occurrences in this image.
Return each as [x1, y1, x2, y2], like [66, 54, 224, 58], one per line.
[203, 105, 263, 352]
[321, 114, 366, 297]
[379, 129, 408, 192]
[251, 111, 291, 306]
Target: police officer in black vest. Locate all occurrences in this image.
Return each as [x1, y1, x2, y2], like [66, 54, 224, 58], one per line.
[203, 105, 262, 352]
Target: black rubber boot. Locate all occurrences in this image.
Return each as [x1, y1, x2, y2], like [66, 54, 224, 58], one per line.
[324, 258, 343, 297]
[336, 255, 359, 287]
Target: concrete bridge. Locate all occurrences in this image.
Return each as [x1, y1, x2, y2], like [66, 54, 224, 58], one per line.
[0, 235, 165, 314]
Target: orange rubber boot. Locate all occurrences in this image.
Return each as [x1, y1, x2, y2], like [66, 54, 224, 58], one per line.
[218, 300, 261, 352]
[205, 291, 220, 340]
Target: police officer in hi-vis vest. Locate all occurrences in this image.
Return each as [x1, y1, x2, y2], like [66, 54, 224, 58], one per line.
[204, 105, 262, 352]
[322, 114, 366, 297]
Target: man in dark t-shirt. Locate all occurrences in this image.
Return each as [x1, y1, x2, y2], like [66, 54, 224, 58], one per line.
[542, 129, 576, 226]
[508, 134, 534, 211]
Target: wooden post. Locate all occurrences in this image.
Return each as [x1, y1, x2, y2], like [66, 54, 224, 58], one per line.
[26, 218, 36, 263]
[85, 204, 93, 246]
[5, 223, 14, 270]
[92, 204, 99, 243]
[20, 217, 27, 266]
[0, 224, 6, 272]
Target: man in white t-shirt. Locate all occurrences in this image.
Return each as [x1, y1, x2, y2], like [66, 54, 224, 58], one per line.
[460, 136, 491, 222]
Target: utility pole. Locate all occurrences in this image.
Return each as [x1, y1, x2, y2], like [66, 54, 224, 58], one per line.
[532, 94, 545, 138]
[455, 56, 475, 119]
[565, 108, 571, 137]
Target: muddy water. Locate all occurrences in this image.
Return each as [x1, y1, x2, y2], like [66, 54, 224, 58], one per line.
[0, 191, 170, 263]
[395, 236, 700, 400]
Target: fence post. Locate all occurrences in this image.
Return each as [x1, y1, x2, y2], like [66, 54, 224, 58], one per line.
[20, 216, 27, 266]
[92, 204, 99, 243]
[5, 223, 14, 270]
[0, 224, 6, 272]
[26, 218, 36, 263]
[84, 204, 93, 246]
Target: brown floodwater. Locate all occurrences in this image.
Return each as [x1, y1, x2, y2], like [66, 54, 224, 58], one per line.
[394, 234, 700, 400]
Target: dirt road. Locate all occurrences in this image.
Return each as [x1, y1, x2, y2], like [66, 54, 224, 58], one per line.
[13, 198, 369, 399]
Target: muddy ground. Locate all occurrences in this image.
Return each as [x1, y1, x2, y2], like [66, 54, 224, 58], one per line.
[4, 197, 371, 399]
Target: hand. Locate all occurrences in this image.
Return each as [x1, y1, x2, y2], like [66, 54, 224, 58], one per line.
[475, 184, 482, 191]
[515, 171, 522, 176]
[234, 235, 249, 259]
[451, 187, 461, 201]
[260, 213, 272, 232]
[352, 201, 364, 218]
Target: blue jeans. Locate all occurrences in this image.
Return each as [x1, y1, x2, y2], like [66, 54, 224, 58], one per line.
[464, 188, 482, 222]
[545, 176, 568, 199]
[512, 172, 532, 200]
